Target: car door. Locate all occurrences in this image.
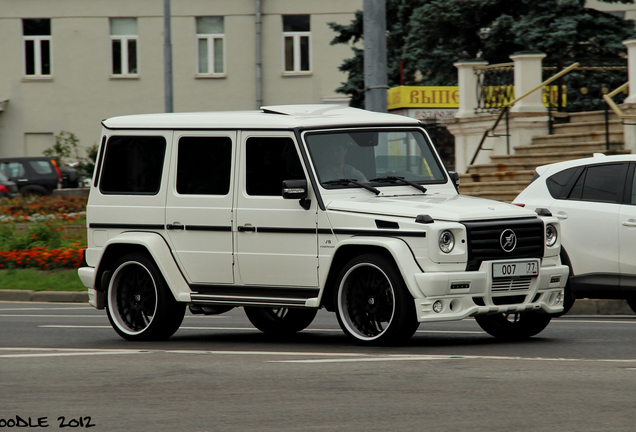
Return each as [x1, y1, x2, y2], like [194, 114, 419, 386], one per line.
[552, 163, 626, 284]
[234, 132, 318, 287]
[165, 132, 236, 284]
[618, 163, 636, 291]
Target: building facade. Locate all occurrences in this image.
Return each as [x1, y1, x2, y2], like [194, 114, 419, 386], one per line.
[0, 0, 360, 158]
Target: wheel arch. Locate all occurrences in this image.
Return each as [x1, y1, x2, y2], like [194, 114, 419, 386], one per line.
[95, 232, 191, 303]
[319, 238, 422, 311]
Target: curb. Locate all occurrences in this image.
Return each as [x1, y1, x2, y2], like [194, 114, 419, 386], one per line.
[0, 290, 634, 315]
[0, 290, 89, 303]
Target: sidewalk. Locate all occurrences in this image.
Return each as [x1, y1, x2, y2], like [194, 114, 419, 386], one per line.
[0, 289, 633, 315]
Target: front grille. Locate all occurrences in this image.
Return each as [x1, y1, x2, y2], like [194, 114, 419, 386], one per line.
[492, 276, 533, 292]
[462, 218, 544, 271]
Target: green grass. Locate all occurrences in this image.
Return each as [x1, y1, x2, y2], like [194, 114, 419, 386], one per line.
[0, 269, 85, 291]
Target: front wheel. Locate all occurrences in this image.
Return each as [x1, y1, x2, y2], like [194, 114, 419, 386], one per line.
[334, 254, 419, 345]
[106, 253, 185, 341]
[475, 311, 552, 340]
[244, 307, 317, 336]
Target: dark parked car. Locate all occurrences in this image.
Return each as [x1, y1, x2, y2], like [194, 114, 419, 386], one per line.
[0, 171, 19, 198]
[53, 159, 79, 188]
[0, 157, 61, 196]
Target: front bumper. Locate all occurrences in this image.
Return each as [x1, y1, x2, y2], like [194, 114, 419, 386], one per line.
[412, 259, 569, 323]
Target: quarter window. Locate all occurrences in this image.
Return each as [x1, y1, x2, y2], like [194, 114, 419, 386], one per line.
[245, 137, 305, 196]
[23, 19, 52, 77]
[110, 18, 138, 76]
[282, 15, 310, 73]
[196, 17, 225, 76]
[177, 136, 232, 195]
[100, 136, 166, 194]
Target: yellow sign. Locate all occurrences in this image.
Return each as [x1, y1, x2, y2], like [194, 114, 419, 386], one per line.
[387, 85, 567, 110]
[387, 86, 459, 110]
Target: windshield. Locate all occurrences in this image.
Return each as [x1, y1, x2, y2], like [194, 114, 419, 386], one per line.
[304, 129, 446, 189]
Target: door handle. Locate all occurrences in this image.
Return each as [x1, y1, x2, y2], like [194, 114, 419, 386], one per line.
[167, 223, 184, 230]
[622, 220, 636, 227]
[238, 225, 256, 232]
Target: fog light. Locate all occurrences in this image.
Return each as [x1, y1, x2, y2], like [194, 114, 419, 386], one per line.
[432, 301, 443, 313]
[555, 292, 563, 305]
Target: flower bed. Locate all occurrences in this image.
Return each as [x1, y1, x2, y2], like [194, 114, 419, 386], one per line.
[0, 244, 85, 270]
[0, 197, 87, 270]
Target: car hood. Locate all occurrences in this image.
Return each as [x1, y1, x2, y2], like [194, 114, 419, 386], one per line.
[325, 193, 537, 222]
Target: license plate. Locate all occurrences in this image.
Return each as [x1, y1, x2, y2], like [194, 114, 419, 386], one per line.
[492, 260, 539, 278]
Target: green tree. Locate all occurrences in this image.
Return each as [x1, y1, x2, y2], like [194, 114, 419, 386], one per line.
[43, 131, 98, 180]
[329, 0, 636, 108]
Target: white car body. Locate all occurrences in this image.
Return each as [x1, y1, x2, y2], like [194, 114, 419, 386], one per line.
[79, 105, 568, 344]
[513, 153, 636, 310]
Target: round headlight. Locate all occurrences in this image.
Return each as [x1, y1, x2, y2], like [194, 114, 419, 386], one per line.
[439, 230, 455, 254]
[546, 224, 558, 247]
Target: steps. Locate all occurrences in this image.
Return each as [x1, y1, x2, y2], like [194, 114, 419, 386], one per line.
[459, 110, 631, 202]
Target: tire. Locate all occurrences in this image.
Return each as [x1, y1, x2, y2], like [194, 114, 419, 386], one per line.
[334, 254, 419, 345]
[626, 297, 636, 314]
[475, 311, 552, 340]
[106, 253, 185, 341]
[244, 307, 317, 335]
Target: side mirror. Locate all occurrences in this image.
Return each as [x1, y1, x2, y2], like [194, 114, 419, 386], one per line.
[448, 171, 460, 191]
[282, 179, 311, 210]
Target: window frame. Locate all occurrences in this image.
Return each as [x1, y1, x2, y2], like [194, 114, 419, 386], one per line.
[109, 19, 139, 78]
[195, 17, 226, 78]
[22, 19, 52, 79]
[282, 16, 311, 75]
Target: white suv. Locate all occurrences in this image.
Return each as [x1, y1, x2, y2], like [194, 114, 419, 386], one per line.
[78, 105, 568, 345]
[514, 153, 636, 314]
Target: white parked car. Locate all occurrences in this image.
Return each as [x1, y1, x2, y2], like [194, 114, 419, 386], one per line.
[513, 153, 636, 314]
[78, 105, 568, 345]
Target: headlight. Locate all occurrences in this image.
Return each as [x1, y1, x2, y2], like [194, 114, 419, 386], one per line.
[439, 230, 455, 254]
[546, 224, 558, 247]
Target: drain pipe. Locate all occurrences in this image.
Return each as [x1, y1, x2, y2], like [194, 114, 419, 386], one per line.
[255, 0, 263, 109]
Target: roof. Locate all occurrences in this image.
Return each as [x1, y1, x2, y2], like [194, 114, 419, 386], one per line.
[535, 153, 636, 176]
[101, 104, 421, 130]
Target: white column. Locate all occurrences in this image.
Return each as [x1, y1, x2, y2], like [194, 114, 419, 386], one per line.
[509, 51, 547, 113]
[623, 39, 636, 104]
[454, 60, 488, 118]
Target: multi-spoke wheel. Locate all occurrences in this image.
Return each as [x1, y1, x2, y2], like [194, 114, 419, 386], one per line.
[106, 253, 185, 341]
[334, 254, 418, 345]
[475, 311, 552, 340]
[244, 307, 317, 336]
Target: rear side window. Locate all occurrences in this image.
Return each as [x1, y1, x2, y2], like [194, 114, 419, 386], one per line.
[546, 167, 579, 199]
[568, 163, 626, 203]
[28, 161, 53, 175]
[176, 136, 232, 195]
[100, 136, 166, 194]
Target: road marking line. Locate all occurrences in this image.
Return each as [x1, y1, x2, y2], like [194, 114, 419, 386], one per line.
[0, 314, 104, 318]
[0, 348, 149, 359]
[269, 354, 636, 364]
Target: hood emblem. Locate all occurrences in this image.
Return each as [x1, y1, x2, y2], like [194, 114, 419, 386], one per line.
[500, 229, 517, 252]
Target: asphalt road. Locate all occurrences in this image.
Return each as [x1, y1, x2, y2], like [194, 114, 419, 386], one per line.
[2, 301, 636, 431]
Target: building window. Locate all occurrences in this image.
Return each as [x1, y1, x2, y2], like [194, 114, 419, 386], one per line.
[110, 18, 138, 77]
[196, 17, 225, 76]
[282, 15, 310, 74]
[23, 19, 52, 77]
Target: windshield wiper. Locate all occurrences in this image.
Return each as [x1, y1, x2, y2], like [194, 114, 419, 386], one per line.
[322, 179, 380, 195]
[368, 176, 427, 193]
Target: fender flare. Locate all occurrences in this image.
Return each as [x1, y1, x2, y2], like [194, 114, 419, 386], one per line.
[321, 236, 425, 302]
[96, 232, 192, 302]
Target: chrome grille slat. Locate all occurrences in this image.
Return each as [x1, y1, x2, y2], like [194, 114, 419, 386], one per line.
[491, 276, 533, 292]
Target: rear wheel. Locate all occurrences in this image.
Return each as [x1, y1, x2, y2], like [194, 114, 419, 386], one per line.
[334, 254, 418, 345]
[475, 311, 552, 340]
[106, 253, 185, 341]
[244, 307, 317, 335]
